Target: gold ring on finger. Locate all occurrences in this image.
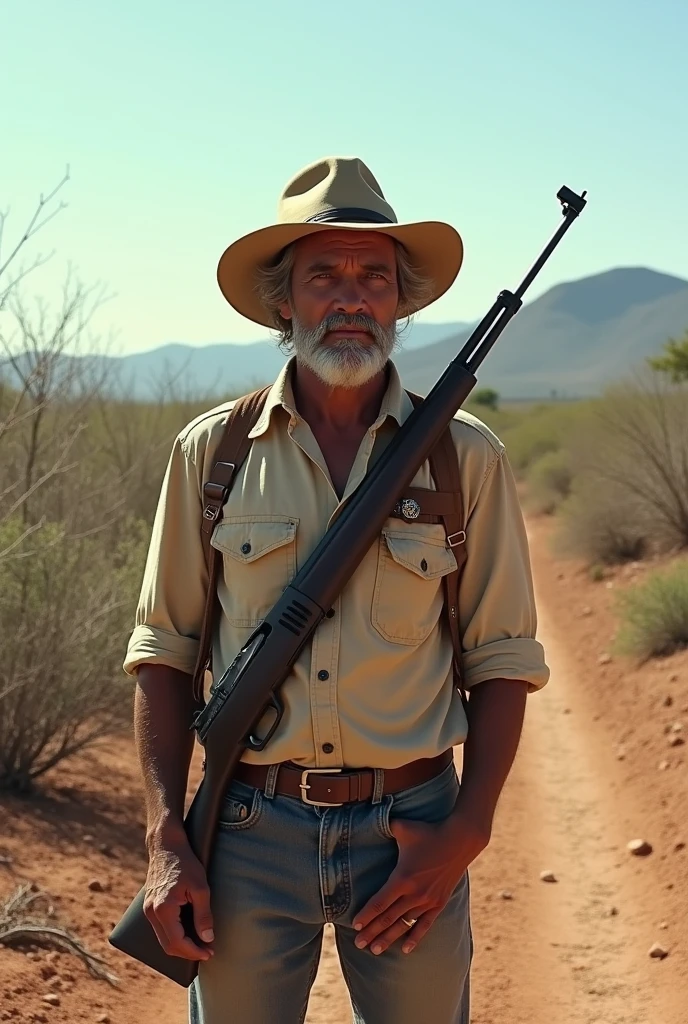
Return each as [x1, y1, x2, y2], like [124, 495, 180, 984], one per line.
[401, 916, 417, 928]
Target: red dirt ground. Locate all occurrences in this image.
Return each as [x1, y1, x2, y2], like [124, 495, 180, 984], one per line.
[1, 515, 685, 1023]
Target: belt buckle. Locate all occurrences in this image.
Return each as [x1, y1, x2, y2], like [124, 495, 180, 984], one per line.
[299, 768, 343, 806]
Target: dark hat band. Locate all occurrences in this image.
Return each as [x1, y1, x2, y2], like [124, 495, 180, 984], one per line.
[305, 207, 394, 225]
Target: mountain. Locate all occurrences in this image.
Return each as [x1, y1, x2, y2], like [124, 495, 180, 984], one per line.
[3, 269, 686, 400]
[70, 320, 472, 399]
[395, 268, 688, 398]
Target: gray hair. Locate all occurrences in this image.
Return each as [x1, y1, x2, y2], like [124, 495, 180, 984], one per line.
[254, 239, 434, 352]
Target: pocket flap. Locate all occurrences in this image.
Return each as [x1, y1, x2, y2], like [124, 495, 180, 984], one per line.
[211, 516, 297, 563]
[382, 529, 458, 580]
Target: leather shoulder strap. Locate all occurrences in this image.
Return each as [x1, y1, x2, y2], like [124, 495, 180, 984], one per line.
[406, 391, 468, 707]
[192, 386, 271, 706]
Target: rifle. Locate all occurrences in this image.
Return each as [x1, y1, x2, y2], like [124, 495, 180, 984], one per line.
[109, 185, 587, 986]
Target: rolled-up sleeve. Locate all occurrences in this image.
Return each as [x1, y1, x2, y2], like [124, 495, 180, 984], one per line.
[459, 444, 549, 693]
[123, 435, 209, 677]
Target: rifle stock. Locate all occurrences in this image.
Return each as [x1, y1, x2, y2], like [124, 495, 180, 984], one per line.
[109, 186, 587, 986]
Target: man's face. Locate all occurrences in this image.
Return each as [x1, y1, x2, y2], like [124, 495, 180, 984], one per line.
[278, 230, 400, 389]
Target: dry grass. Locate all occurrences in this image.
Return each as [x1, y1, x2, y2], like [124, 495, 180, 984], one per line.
[0, 882, 119, 984]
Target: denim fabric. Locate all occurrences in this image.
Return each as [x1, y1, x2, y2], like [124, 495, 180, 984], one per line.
[189, 761, 472, 1024]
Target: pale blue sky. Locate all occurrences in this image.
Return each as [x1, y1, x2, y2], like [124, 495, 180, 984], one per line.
[3, 0, 686, 354]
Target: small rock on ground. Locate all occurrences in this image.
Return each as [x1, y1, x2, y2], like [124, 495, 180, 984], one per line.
[649, 942, 669, 959]
[627, 839, 653, 856]
[540, 870, 558, 883]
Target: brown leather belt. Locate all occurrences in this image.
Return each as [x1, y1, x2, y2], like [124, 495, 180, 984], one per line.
[233, 749, 454, 807]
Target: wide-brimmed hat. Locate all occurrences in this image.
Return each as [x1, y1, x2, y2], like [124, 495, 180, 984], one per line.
[217, 156, 464, 328]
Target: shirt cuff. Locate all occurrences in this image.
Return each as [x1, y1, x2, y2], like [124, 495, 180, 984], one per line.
[123, 624, 200, 678]
[461, 637, 550, 693]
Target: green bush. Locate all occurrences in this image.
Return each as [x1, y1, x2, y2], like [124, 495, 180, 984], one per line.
[526, 450, 573, 515]
[472, 387, 500, 411]
[614, 562, 688, 660]
[499, 402, 593, 475]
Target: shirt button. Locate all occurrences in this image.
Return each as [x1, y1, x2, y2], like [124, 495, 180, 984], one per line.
[322, 743, 334, 754]
[326, 608, 335, 618]
[318, 669, 330, 681]
[241, 542, 252, 555]
[420, 558, 428, 572]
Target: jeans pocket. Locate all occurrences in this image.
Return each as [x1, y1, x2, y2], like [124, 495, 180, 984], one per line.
[217, 782, 264, 831]
[387, 762, 460, 828]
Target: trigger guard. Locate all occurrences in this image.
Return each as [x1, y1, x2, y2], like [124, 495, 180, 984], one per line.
[246, 692, 283, 751]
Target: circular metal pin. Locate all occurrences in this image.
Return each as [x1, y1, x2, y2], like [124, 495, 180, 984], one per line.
[401, 498, 421, 519]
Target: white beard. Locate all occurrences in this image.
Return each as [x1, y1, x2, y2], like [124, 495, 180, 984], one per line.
[291, 313, 398, 389]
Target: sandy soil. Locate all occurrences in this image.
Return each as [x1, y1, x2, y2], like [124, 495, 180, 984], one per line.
[1, 515, 686, 1023]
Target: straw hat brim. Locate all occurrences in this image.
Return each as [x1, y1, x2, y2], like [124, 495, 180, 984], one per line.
[217, 220, 463, 328]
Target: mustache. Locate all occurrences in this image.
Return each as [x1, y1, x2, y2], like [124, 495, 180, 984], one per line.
[320, 313, 379, 334]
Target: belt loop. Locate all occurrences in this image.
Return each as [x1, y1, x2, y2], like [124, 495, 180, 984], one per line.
[264, 764, 279, 800]
[371, 768, 385, 805]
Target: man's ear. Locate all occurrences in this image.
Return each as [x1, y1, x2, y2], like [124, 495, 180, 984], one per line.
[279, 301, 293, 321]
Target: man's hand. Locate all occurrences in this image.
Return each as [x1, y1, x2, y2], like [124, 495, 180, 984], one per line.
[352, 808, 489, 956]
[143, 831, 215, 962]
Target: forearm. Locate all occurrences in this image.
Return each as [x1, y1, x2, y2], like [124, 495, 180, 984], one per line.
[453, 677, 529, 836]
[133, 663, 197, 852]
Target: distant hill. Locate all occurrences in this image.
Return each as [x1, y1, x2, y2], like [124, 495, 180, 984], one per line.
[17, 319, 469, 400]
[3, 269, 687, 400]
[396, 267, 688, 398]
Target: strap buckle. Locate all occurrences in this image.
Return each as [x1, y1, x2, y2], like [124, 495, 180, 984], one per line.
[299, 768, 343, 806]
[202, 463, 236, 522]
[446, 530, 466, 548]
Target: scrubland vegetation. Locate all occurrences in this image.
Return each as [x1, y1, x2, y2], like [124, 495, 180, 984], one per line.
[470, 330, 688, 666]
[2, 177, 687, 792]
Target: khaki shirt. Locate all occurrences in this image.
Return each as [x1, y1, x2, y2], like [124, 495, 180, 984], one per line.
[124, 357, 549, 768]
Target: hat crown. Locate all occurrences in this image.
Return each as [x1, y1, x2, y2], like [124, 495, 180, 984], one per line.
[278, 156, 398, 226]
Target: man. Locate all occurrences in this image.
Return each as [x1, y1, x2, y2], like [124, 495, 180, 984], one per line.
[123, 156, 549, 1024]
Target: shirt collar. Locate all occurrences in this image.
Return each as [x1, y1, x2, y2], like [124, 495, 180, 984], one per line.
[247, 355, 412, 439]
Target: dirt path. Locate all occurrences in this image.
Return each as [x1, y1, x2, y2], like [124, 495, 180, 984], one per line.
[467, 560, 684, 1024]
[1, 518, 685, 1022]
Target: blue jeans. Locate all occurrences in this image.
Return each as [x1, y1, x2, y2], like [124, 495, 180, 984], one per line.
[189, 760, 473, 1024]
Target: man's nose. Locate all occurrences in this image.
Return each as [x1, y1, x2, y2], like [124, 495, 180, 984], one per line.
[333, 278, 367, 314]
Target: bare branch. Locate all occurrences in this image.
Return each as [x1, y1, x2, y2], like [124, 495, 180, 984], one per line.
[0, 168, 70, 277]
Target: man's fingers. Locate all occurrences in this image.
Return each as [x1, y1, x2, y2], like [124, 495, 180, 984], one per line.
[153, 902, 213, 961]
[401, 907, 442, 954]
[352, 876, 405, 934]
[354, 896, 419, 950]
[190, 884, 215, 945]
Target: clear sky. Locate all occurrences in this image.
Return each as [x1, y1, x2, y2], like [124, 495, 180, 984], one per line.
[3, 0, 686, 355]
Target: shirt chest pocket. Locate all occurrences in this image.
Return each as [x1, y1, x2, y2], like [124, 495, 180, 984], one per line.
[372, 524, 458, 645]
[210, 515, 298, 627]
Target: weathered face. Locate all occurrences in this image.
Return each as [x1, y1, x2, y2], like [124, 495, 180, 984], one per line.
[279, 230, 400, 389]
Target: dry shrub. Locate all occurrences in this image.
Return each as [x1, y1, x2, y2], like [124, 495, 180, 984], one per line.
[555, 370, 688, 562]
[613, 561, 688, 661]
[525, 449, 572, 515]
[0, 515, 147, 793]
[500, 401, 593, 475]
[555, 481, 649, 565]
